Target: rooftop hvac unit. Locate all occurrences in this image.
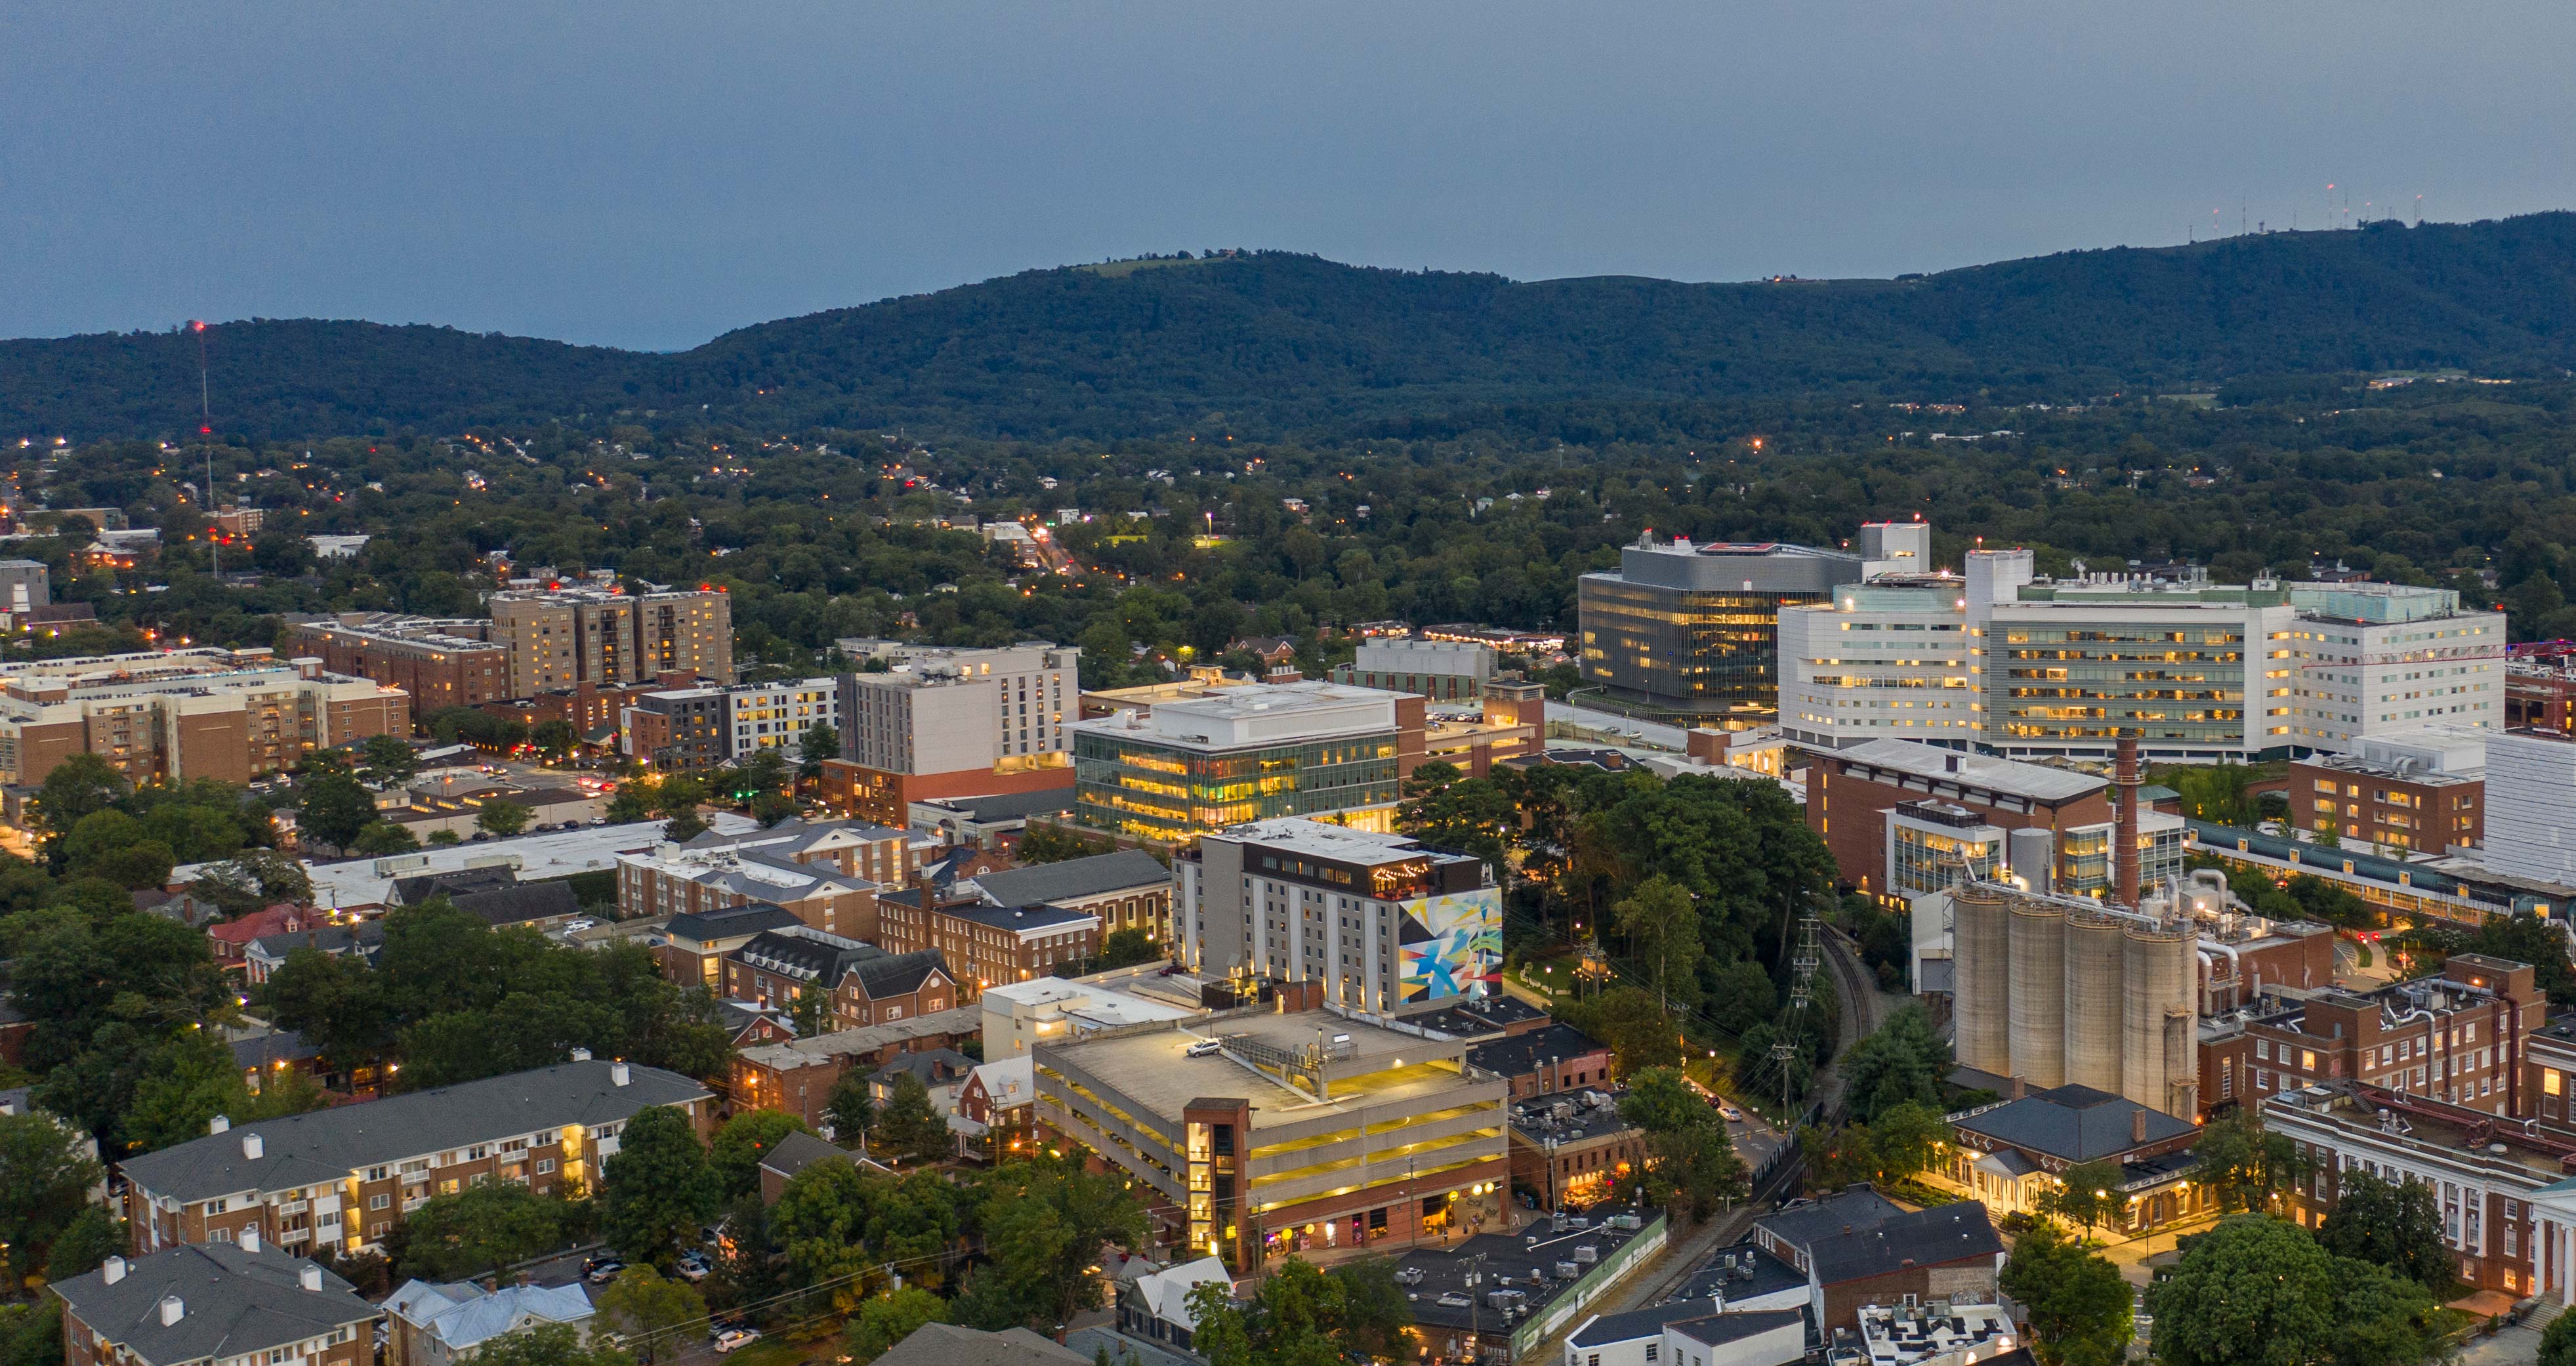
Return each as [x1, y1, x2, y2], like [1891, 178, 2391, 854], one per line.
[1573, 1245, 1599, 1263]
[1555, 1261, 1580, 1278]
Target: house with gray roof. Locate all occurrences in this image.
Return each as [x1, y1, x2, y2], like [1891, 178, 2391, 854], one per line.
[244, 923, 386, 984]
[385, 1277, 596, 1366]
[52, 1239, 377, 1366]
[119, 1058, 712, 1256]
[1938, 1083, 2203, 1238]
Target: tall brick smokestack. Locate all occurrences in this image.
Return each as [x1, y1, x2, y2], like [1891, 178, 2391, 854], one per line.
[2114, 732, 2142, 909]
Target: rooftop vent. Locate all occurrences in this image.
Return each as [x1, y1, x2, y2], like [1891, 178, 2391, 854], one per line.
[102, 1256, 125, 1285]
[571, 1047, 593, 1062]
[209, 1114, 230, 1135]
[243, 1133, 264, 1160]
[610, 1062, 631, 1087]
[300, 1264, 323, 1292]
[159, 1296, 184, 1327]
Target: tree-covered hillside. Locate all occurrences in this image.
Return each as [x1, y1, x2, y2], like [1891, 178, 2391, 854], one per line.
[9, 215, 2576, 442]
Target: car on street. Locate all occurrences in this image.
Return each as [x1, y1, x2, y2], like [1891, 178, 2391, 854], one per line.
[713, 1325, 762, 1354]
[583, 1259, 626, 1285]
[1717, 1102, 1745, 1123]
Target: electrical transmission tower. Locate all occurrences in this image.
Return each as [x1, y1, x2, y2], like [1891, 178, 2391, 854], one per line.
[1772, 912, 1823, 1121]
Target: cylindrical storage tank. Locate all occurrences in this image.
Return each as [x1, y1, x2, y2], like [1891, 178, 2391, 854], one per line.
[2122, 925, 2197, 1113]
[2062, 913, 2126, 1094]
[1952, 881, 2012, 1077]
[2006, 895, 2067, 1088]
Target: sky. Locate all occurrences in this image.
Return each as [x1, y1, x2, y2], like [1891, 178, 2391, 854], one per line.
[7, 1, 2573, 351]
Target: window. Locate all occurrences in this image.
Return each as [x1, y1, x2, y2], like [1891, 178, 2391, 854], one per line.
[2256, 1041, 2271, 1061]
[369, 1195, 389, 1211]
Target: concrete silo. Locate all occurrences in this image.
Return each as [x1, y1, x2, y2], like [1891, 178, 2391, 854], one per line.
[2122, 921, 2199, 1115]
[1951, 880, 2012, 1077]
[2062, 911, 2127, 1094]
[2006, 894, 2067, 1088]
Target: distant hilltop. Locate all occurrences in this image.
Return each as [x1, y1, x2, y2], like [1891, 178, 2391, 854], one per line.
[7, 214, 2576, 441]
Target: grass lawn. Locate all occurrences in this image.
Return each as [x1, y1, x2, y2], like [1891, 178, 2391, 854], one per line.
[1511, 955, 1584, 1001]
[722, 1336, 820, 1366]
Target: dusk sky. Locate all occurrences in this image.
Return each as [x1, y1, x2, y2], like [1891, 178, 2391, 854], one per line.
[8, 1, 2572, 350]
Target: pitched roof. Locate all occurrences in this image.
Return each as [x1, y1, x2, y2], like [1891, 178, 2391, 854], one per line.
[1665, 1310, 1807, 1350]
[664, 902, 805, 945]
[737, 1005, 982, 1071]
[247, 924, 384, 961]
[1571, 1303, 1722, 1348]
[385, 1279, 594, 1351]
[969, 850, 1171, 907]
[1127, 1256, 1230, 1329]
[51, 1243, 373, 1365]
[879, 1323, 1088, 1366]
[118, 1060, 710, 1204]
[969, 1056, 1037, 1109]
[1953, 1083, 2198, 1163]
[732, 928, 884, 984]
[757, 1130, 866, 1182]
[228, 1029, 322, 1073]
[1829, 739, 2107, 803]
[1804, 1201, 2003, 1286]
[873, 1048, 975, 1087]
[843, 949, 951, 999]
[451, 880, 581, 927]
[390, 866, 520, 905]
[1754, 1187, 1909, 1252]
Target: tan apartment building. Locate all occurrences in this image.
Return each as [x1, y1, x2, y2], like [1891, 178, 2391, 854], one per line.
[488, 587, 732, 697]
[116, 1058, 711, 1256]
[0, 648, 407, 788]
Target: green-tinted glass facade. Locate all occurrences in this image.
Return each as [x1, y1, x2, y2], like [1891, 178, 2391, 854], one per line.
[1072, 730, 1401, 844]
[1988, 622, 2249, 749]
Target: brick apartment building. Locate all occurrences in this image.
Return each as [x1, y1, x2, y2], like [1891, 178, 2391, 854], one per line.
[2200, 954, 2543, 1119]
[0, 648, 407, 789]
[618, 819, 912, 941]
[730, 1006, 982, 1127]
[1506, 1088, 1645, 1211]
[1804, 739, 2114, 900]
[714, 927, 957, 1029]
[52, 1241, 377, 1366]
[822, 643, 1079, 825]
[2289, 751, 2483, 855]
[875, 890, 1100, 992]
[288, 616, 509, 715]
[657, 904, 806, 992]
[625, 687, 728, 770]
[963, 850, 1175, 943]
[115, 1058, 711, 1255]
[1466, 1023, 1619, 1100]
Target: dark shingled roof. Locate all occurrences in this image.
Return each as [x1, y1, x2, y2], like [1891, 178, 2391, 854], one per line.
[51, 1242, 374, 1364]
[757, 1130, 858, 1182]
[452, 879, 581, 928]
[665, 902, 805, 944]
[970, 850, 1171, 907]
[1574, 1304, 1800, 1348]
[1754, 1187, 1909, 1252]
[390, 865, 519, 906]
[1804, 1201, 2003, 1286]
[844, 949, 951, 999]
[732, 928, 884, 985]
[1666, 1310, 1809, 1350]
[118, 1060, 709, 1205]
[1952, 1083, 2197, 1163]
[1467, 1022, 1613, 1079]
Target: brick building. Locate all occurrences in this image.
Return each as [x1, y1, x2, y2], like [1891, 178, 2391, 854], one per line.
[618, 818, 909, 940]
[625, 686, 728, 770]
[2289, 748, 2484, 856]
[1506, 1088, 1644, 1211]
[656, 903, 804, 992]
[1466, 1023, 1619, 1100]
[1936, 1083, 2205, 1233]
[1747, 1190, 2005, 1333]
[730, 1006, 982, 1128]
[963, 850, 1175, 944]
[0, 648, 407, 789]
[116, 1058, 711, 1254]
[2199, 954, 2543, 1119]
[52, 1241, 376, 1366]
[1804, 739, 2113, 901]
[488, 586, 732, 697]
[875, 892, 1099, 993]
[287, 617, 509, 716]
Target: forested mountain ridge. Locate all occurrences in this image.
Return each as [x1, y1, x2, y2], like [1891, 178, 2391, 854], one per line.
[9, 213, 2576, 442]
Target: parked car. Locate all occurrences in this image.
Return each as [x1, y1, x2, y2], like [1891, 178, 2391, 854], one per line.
[563, 919, 598, 933]
[1716, 1102, 1745, 1123]
[675, 1251, 712, 1282]
[1185, 1039, 1223, 1058]
[714, 1326, 762, 1354]
[583, 1259, 626, 1285]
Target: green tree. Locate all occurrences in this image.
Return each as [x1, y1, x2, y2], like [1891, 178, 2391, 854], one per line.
[1559, 985, 1682, 1074]
[351, 821, 419, 856]
[708, 1109, 813, 1202]
[1861, 1100, 1950, 1183]
[877, 1072, 951, 1165]
[399, 1182, 576, 1279]
[43, 1207, 125, 1283]
[476, 799, 533, 838]
[1185, 1257, 1377, 1366]
[1838, 1004, 1952, 1123]
[0, 1300, 65, 1366]
[2543, 1308, 2576, 1366]
[2330, 1260, 2445, 1366]
[594, 1266, 707, 1365]
[360, 733, 419, 785]
[953, 1159, 1148, 1331]
[1097, 927, 1161, 969]
[2035, 1160, 2125, 1241]
[0, 1109, 106, 1281]
[35, 753, 128, 838]
[2147, 1214, 2337, 1366]
[299, 772, 379, 851]
[1616, 1067, 1747, 1220]
[188, 849, 312, 914]
[2000, 1222, 2134, 1366]
[600, 1106, 717, 1267]
[2195, 1109, 2308, 1214]
[797, 723, 840, 783]
[2316, 1170, 2451, 1290]
[663, 809, 708, 842]
[845, 1287, 951, 1365]
[771, 1162, 961, 1308]
[826, 1067, 876, 1146]
[470, 1323, 634, 1366]
[1613, 875, 1702, 1016]
[531, 719, 579, 762]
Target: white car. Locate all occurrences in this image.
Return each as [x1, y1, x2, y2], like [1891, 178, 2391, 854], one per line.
[562, 919, 598, 933]
[1717, 1103, 1745, 1123]
[713, 1328, 762, 1354]
[1185, 1039, 1223, 1058]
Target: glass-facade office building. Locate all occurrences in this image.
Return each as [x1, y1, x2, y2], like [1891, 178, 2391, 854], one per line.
[1070, 682, 1409, 845]
[1982, 581, 2296, 762]
[1577, 537, 1864, 719]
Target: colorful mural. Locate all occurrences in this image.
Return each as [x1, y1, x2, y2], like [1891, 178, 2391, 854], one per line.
[1398, 886, 1503, 1003]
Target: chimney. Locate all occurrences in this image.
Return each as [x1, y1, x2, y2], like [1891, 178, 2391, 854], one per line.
[102, 1256, 126, 1285]
[2131, 1108, 2148, 1144]
[2010, 1075, 2027, 1100]
[300, 1264, 324, 1292]
[242, 1132, 264, 1160]
[209, 1114, 230, 1135]
[240, 1228, 259, 1253]
[2113, 732, 2142, 909]
[159, 1296, 184, 1327]
[1945, 754, 1961, 774]
[610, 1062, 631, 1087]
[570, 1047, 592, 1063]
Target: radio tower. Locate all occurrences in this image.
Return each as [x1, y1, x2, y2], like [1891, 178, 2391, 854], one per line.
[190, 321, 212, 436]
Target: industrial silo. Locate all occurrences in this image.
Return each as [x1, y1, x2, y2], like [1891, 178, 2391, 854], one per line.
[2006, 894, 2067, 1088]
[1952, 880, 2012, 1077]
[2062, 911, 2126, 1094]
[2122, 922, 2198, 1115]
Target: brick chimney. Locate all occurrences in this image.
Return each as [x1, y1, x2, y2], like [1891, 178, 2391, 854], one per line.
[2130, 1107, 2148, 1144]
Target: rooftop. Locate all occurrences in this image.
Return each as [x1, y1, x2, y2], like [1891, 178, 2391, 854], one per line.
[1667, 1239, 1810, 1307]
[1754, 1186, 1910, 1252]
[738, 1004, 982, 1072]
[1508, 1088, 1637, 1146]
[118, 1060, 709, 1203]
[1203, 817, 1481, 869]
[1950, 1084, 2197, 1163]
[1804, 1202, 2005, 1286]
[52, 1243, 373, 1363]
[1398, 1211, 1663, 1336]
[968, 850, 1173, 907]
[196, 814, 760, 911]
[1827, 739, 2107, 804]
[1037, 1009, 1485, 1130]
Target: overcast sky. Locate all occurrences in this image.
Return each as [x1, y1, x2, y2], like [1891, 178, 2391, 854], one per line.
[7, 1, 2571, 350]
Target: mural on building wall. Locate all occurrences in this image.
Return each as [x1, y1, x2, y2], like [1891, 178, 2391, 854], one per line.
[1399, 887, 1503, 1003]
